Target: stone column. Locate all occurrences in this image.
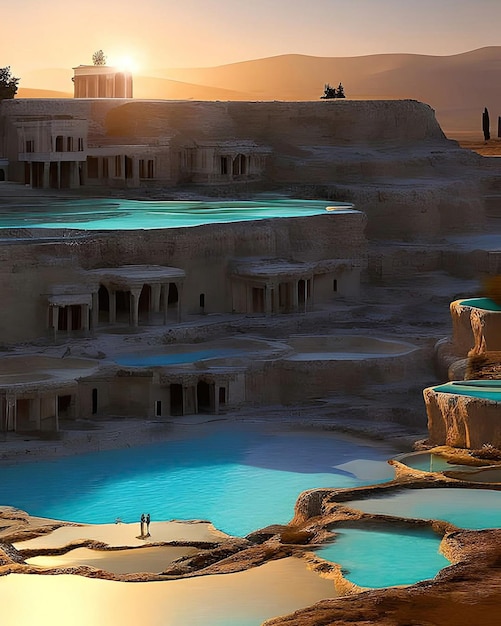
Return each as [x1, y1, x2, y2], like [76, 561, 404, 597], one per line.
[265, 284, 272, 316]
[52, 306, 59, 342]
[109, 290, 117, 324]
[293, 279, 299, 312]
[82, 304, 90, 332]
[130, 288, 142, 327]
[152, 284, 161, 313]
[91, 292, 99, 329]
[176, 282, 184, 323]
[66, 305, 73, 333]
[43, 162, 50, 189]
[162, 283, 170, 325]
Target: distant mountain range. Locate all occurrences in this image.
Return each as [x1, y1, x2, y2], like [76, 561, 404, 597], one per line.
[17, 47, 501, 135]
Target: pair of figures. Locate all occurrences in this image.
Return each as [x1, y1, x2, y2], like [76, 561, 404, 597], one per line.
[140, 512, 151, 537]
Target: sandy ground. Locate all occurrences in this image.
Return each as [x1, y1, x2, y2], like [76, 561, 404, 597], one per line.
[0, 557, 336, 626]
[14, 520, 229, 550]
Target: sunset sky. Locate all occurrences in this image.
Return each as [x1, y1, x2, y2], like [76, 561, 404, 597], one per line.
[4, 0, 501, 76]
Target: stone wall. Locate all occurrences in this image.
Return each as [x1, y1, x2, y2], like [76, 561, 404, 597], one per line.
[0, 211, 366, 343]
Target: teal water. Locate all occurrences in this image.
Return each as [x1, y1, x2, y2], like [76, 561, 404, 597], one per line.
[0, 425, 396, 536]
[348, 488, 501, 529]
[432, 381, 501, 402]
[318, 527, 449, 587]
[459, 297, 501, 312]
[0, 198, 355, 231]
[115, 348, 241, 366]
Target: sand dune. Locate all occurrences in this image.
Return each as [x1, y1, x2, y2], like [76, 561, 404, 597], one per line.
[17, 47, 501, 133]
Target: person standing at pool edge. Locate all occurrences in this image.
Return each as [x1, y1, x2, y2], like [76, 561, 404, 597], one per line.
[140, 513, 146, 537]
[146, 513, 151, 536]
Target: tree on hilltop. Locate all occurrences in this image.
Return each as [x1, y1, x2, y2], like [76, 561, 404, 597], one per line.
[0, 66, 20, 100]
[321, 83, 337, 99]
[483, 107, 490, 141]
[92, 50, 107, 66]
[320, 82, 346, 99]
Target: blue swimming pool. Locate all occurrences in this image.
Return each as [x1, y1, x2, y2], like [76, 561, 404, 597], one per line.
[318, 526, 449, 588]
[0, 198, 356, 231]
[0, 424, 396, 536]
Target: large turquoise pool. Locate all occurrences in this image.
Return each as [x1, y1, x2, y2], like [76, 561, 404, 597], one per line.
[0, 198, 355, 231]
[0, 424, 396, 537]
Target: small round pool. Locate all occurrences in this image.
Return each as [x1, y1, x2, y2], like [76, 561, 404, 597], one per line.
[459, 298, 501, 312]
[285, 335, 417, 361]
[393, 451, 485, 474]
[432, 380, 501, 402]
[113, 337, 285, 368]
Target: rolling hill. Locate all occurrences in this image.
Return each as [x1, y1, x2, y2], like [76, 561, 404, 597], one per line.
[17, 48, 501, 135]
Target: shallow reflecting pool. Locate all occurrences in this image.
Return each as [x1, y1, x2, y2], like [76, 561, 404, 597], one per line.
[318, 526, 449, 588]
[0, 198, 355, 231]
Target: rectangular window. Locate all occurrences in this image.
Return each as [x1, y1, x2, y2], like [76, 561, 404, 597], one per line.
[102, 158, 109, 179]
[78, 138, 84, 151]
[139, 159, 145, 179]
[67, 137, 73, 152]
[147, 159, 154, 178]
[25, 140, 34, 153]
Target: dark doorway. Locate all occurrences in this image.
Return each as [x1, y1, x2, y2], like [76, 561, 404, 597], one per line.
[168, 283, 178, 305]
[0, 169, 5, 182]
[155, 400, 162, 417]
[116, 290, 131, 323]
[58, 395, 72, 419]
[98, 285, 109, 322]
[298, 279, 306, 306]
[252, 287, 264, 313]
[92, 388, 98, 414]
[170, 384, 183, 416]
[218, 386, 226, 406]
[197, 381, 213, 413]
[139, 284, 151, 322]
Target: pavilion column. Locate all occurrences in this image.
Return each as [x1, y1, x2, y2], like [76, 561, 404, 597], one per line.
[162, 283, 170, 325]
[293, 279, 299, 312]
[130, 288, 142, 327]
[91, 292, 99, 329]
[52, 306, 59, 341]
[265, 284, 272, 316]
[308, 276, 314, 310]
[43, 162, 50, 189]
[54, 395, 59, 432]
[33, 396, 41, 431]
[6, 395, 16, 431]
[66, 305, 72, 333]
[272, 285, 279, 315]
[152, 284, 161, 313]
[176, 282, 184, 323]
[82, 304, 90, 332]
[109, 290, 116, 324]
